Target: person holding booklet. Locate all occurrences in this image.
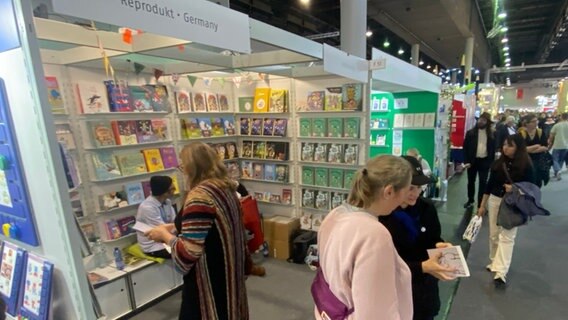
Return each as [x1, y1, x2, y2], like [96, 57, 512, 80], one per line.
[379, 156, 455, 320]
[135, 175, 176, 259]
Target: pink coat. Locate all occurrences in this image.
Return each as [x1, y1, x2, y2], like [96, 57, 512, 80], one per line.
[315, 204, 413, 320]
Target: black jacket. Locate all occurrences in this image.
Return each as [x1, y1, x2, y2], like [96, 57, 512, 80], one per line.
[463, 127, 495, 165]
[379, 198, 443, 317]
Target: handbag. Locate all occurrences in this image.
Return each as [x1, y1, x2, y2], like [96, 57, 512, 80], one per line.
[497, 164, 528, 230]
[462, 215, 482, 243]
[311, 268, 354, 320]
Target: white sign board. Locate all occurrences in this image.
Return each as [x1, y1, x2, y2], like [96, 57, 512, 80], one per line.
[369, 58, 386, 70]
[394, 98, 408, 109]
[323, 44, 368, 83]
[52, 0, 251, 53]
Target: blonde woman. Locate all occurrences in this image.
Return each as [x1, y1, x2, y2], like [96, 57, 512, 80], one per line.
[313, 155, 414, 320]
[146, 142, 249, 319]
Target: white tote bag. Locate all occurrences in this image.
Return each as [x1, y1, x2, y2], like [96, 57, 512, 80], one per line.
[462, 215, 482, 243]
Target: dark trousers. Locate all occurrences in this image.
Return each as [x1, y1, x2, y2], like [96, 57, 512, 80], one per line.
[146, 249, 171, 259]
[467, 157, 492, 206]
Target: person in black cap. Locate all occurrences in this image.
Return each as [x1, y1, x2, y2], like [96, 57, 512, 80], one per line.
[463, 112, 496, 209]
[379, 156, 456, 320]
[136, 176, 176, 259]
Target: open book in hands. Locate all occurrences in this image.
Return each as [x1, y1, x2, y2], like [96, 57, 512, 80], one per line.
[427, 245, 470, 277]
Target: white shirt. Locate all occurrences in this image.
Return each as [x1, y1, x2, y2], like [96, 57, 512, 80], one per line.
[476, 129, 488, 158]
[136, 196, 176, 253]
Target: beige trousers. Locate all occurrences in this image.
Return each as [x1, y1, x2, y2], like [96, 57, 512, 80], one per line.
[487, 195, 518, 276]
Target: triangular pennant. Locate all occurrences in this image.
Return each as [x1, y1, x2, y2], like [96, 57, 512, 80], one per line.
[218, 77, 226, 88]
[102, 54, 110, 78]
[258, 73, 265, 80]
[203, 77, 212, 87]
[154, 68, 164, 82]
[187, 75, 197, 87]
[134, 62, 145, 75]
[177, 44, 185, 52]
[171, 73, 180, 85]
[122, 28, 133, 44]
[233, 76, 242, 88]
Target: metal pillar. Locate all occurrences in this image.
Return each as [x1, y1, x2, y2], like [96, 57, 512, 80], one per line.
[411, 44, 420, 66]
[484, 69, 491, 83]
[464, 37, 474, 84]
[340, 0, 366, 58]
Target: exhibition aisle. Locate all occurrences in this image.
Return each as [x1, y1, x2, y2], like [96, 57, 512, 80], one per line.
[448, 173, 568, 320]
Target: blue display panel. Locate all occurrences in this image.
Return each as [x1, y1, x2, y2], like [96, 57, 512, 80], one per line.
[0, 78, 40, 246]
[0, 241, 27, 316]
[0, 0, 21, 52]
[19, 253, 54, 320]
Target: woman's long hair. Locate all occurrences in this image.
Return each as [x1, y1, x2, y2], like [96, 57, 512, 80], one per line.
[179, 142, 235, 191]
[493, 134, 532, 180]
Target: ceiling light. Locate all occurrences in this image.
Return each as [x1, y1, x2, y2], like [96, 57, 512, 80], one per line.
[366, 30, 373, 37]
[439, 72, 444, 76]
[501, 38, 509, 43]
[426, 64, 431, 69]
[503, 46, 510, 51]
[504, 51, 509, 56]
[419, 60, 424, 66]
[501, 27, 509, 32]
[505, 63, 511, 67]
[299, 0, 310, 5]
[383, 40, 390, 48]
[498, 12, 507, 19]
[398, 48, 404, 55]
[458, 70, 462, 74]
[505, 57, 511, 62]
[475, 69, 480, 74]
[445, 76, 451, 80]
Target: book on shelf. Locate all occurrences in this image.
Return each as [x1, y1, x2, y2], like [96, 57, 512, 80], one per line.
[238, 96, 254, 112]
[214, 143, 228, 160]
[125, 182, 145, 204]
[378, 118, 389, 128]
[265, 142, 277, 160]
[343, 118, 360, 138]
[104, 80, 132, 112]
[313, 143, 328, 162]
[142, 149, 165, 172]
[424, 113, 436, 127]
[184, 118, 202, 139]
[413, 113, 425, 128]
[197, 118, 212, 137]
[393, 114, 404, 128]
[343, 170, 356, 190]
[151, 119, 169, 141]
[116, 216, 137, 236]
[70, 193, 84, 218]
[370, 95, 381, 112]
[327, 143, 343, 163]
[175, 90, 192, 113]
[141, 181, 152, 198]
[301, 213, 312, 230]
[192, 93, 207, 112]
[252, 163, 264, 180]
[344, 144, 359, 165]
[129, 85, 154, 112]
[89, 121, 117, 147]
[253, 141, 266, 159]
[282, 189, 292, 205]
[55, 124, 76, 150]
[302, 189, 315, 208]
[253, 88, 271, 113]
[44, 76, 65, 114]
[226, 142, 239, 159]
[302, 166, 315, 185]
[115, 151, 147, 176]
[312, 214, 324, 231]
[206, 93, 219, 112]
[241, 161, 253, 179]
[312, 118, 327, 138]
[250, 118, 263, 136]
[218, 94, 230, 111]
[58, 143, 80, 188]
[427, 246, 470, 277]
[211, 117, 225, 137]
[376, 134, 387, 146]
[275, 165, 289, 183]
[111, 120, 138, 145]
[327, 118, 343, 138]
[240, 118, 251, 135]
[98, 190, 128, 211]
[307, 91, 325, 111]
[273, 119, 288, 137]
[315, 191, 329, 210]
[403, 114, 414, 128]
[331, 192, 347, 209]
[136, 120, 158, 143]
[301, 143, 315, 162]
[253, 192, 264, 201]
[393, 130, 403, 144]
[262, 118, 275, 136]
[80, 223, 97, 242]
[274, 142, 288, 161]
[149, 85, 170, 112]
[76, 80, 109, 114]
[159, 147, 178, 169]
[341, 83, 363, 111]
[329, 169, 344, 189]
[299, 118, 312, 137]
[223, 117, 236, 135]
[270, 89, 287, 112]
[269, 194, 281, 203]
[170, 174, 181, 195]
[226, 161, 241, 180]
[241, 141, 253, 158]
[92, 151, 122, 180]
[105, 219, 122, 240]
[314, 168, 329, 187]
[324, 87, 342, 111]
[264, 164, 276, 181]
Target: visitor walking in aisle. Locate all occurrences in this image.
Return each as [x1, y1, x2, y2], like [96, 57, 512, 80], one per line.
[463, 112, 495, 209]
[518, 114, 550, 187]
[477, 134, 535, 285]
[135, 176, 177, 259]
[379, 156, 455, 320]
[145, 142, 249, 320]
[496, 116, 517, 152]
[548, 113, 568, 180]
[312, 155, 413, 320]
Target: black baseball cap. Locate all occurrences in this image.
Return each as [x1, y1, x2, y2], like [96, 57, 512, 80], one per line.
[401, 155, 432, 186]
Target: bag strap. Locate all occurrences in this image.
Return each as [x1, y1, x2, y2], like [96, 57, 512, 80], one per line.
[502, 163, 513, 184]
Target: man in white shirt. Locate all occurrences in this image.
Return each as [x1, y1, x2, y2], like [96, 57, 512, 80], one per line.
[463, 112, 495, 209]
[549, 113, 568, 180]
[136, 176, 176, 259]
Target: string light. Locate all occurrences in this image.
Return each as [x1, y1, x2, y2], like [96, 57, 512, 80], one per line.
[383, 40, 390, 48]
[366, 30, 373, 37]
[398, 48, 404, 55]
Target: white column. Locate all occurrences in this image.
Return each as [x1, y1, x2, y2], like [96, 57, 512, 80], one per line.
[484, 69, 491, 83]
[341, 0, 367, 58]
[464, 37, 474, 84]
[411, 44, 420, 66]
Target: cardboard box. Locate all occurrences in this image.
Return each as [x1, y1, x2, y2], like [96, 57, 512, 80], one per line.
[262, 216, 300, 260]
[272, 216, 300, 242]
[272, 240, 291, 260]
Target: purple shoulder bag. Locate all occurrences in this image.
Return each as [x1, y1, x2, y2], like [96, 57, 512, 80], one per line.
[311, 268, 354, 320]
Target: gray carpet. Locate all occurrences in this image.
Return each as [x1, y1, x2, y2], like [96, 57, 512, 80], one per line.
[447, 175, 568, 320]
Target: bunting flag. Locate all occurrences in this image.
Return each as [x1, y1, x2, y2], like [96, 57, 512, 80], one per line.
[258, 73, 265, 81]
[218, 77, 226, 88]
[178, 44, 185, 52]
[171, 73, 180, 85]
[134, 62, 145, 75]
[233, 76, 242, 88]
[154, 69, 164, 82]
[187, 75, 197, 87]
[264, 74, 270, 85]
[203, 77, 212, 87]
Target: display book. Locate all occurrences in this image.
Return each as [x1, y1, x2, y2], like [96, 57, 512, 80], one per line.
[298, 83, 363, 112]
[0, 241, 54, 319]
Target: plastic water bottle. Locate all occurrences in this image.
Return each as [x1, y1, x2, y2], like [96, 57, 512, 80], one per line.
[113, 247, 125, 270]
[93, 240, 107, 268]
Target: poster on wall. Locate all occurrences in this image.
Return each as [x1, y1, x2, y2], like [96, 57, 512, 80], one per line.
[394, 98, 408, 110]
